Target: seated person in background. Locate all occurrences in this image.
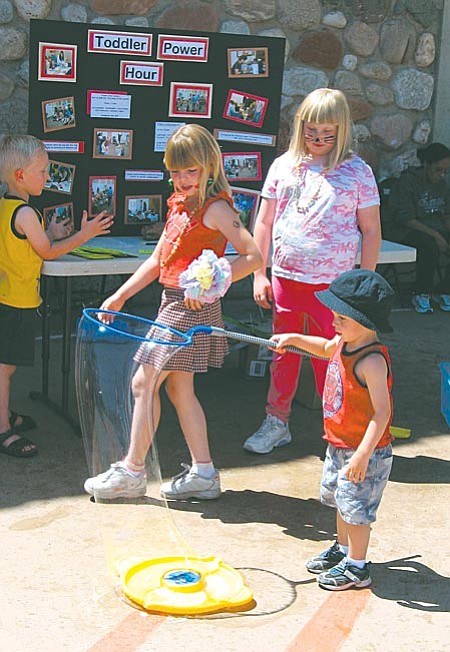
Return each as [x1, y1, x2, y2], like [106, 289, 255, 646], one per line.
[388, 142, 450, 314]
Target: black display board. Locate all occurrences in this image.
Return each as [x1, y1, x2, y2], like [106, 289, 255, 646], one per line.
[28, 19, 285, 238]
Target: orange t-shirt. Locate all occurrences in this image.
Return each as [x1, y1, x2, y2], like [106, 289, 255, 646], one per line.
[323, 340, 393, 449]
[159, 191, 234, 288]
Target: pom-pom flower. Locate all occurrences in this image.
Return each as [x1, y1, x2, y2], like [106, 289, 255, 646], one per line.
[179, 250, 232, 303]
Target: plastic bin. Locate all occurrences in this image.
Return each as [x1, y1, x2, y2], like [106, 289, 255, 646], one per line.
[439, 362, 450, 428]
[239, 344, 272, 378]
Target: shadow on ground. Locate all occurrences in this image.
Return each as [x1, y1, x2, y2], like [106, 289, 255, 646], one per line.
[371, 555, 450, 612]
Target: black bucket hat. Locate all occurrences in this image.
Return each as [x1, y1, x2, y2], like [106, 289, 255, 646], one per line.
[315, 269, 394, 333]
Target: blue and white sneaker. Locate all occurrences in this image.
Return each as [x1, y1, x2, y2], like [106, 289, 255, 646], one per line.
[317, 559, 372, 591]
[411, 294, 433, 314]
[432, 294, 450, 312]
[306, 541, 346, 574]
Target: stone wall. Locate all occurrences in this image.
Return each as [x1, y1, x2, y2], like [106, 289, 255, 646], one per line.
[0, 0, 445, 181]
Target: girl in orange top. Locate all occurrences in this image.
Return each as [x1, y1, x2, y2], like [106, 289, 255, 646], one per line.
[270, 269, 394, 591]
[84, 124, 261, 501]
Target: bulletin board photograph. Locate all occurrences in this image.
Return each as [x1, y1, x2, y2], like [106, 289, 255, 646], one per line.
[28, 20, 285, 237]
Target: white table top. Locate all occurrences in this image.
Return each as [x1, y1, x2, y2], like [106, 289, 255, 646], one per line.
[41, 236, 416, 277]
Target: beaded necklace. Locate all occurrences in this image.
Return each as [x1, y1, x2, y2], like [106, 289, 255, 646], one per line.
[160, 198, 200, 268]
[294, 164, 326, 214]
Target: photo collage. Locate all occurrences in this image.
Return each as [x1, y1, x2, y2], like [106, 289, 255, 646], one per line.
[29, 22, 284, 238]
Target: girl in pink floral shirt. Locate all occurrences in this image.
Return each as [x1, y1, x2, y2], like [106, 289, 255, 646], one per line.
[244, 88, 381, 455]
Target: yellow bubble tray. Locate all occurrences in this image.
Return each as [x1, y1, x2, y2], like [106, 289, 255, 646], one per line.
[119, 555, 254, 616]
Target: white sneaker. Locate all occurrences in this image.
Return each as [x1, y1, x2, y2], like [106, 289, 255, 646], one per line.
[160, 463, 221, 500]
[84, 462, 147, 499]
[411, 294, 433, 314]
[243, 414, 292, 454]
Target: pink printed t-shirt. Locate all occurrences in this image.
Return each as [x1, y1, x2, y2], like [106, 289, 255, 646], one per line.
[262, 152, 380, 284]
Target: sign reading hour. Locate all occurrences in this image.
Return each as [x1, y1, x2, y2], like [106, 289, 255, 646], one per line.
[120, 61, 164, 86]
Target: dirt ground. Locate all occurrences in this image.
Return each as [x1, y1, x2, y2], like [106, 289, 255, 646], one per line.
[1, 287, 449, 652]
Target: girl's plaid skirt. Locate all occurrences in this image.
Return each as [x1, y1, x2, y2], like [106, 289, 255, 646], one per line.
[134, 287, 229, 373]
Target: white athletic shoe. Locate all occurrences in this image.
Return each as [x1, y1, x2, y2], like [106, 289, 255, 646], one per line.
[84, 462, 147, 499]
[243, 414, 292, 454]
[160, 463, 221, 500]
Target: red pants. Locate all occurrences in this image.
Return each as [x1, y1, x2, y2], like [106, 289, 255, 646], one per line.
[266, 276, 335, 422]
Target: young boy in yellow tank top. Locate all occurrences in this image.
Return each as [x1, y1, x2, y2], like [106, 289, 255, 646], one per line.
[0, 135, 113, 458]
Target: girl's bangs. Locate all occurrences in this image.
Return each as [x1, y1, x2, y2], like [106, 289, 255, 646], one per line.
[302, 101, 339, 125]
[164, 138, 199, 171]
[165, 151, 197, 171]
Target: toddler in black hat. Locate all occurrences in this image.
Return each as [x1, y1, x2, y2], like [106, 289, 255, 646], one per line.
[270, 269, 394, 591]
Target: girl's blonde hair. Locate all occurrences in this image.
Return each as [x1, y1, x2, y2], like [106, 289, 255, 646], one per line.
[0, 135, 47, 182]
[288, 88, 353, 171]
[163, 124, 231, 206]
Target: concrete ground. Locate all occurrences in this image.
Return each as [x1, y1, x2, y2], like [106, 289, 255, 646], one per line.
[1, 295, 449, 652]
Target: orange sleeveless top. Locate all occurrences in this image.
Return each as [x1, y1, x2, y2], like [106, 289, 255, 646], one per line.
[323, 340, 393, 449]
[159, 191, 234, 288]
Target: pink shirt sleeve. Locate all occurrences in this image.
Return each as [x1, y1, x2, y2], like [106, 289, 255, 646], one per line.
[355, 159, 380, 209]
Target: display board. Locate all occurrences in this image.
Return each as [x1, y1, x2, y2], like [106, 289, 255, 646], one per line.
[28, 20, 285, 238]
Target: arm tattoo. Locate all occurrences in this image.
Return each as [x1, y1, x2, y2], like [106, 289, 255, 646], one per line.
[232, 219, 241, 228]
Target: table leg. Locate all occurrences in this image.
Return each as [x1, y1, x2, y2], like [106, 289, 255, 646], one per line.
[30, 274, 80, 434]
[29, 275, 50, 400]
[62, 276, 72, 413]
[41, 275, 50, 397]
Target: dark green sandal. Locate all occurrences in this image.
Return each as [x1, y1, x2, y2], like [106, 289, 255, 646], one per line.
[0, 429, 38, 458]
[9, 410, 37, 433]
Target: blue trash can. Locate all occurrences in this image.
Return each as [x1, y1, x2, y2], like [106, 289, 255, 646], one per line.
[439, 362, 450, 429]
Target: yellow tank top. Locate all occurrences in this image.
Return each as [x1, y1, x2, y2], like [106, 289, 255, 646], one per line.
[0, 195, 44, 308]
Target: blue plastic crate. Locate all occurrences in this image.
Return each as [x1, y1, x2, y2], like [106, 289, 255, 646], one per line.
[439, 362, 450, 429]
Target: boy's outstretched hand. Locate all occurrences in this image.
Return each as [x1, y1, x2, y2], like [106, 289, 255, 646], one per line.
[79, 210, 113, 239]
[46, 214, 73, 241]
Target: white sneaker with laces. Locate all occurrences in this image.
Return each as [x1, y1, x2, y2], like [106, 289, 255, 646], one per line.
[433, 293, 450, 312]
[243, 414, 292, 454]
[411, 293, 433, 314]
[160, 464, 221, 500]
[84, 462, 147, 499]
